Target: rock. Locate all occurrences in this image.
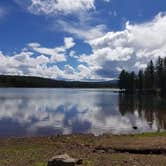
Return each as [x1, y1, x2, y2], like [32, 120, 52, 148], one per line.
[47, 154, 83, 166]
[93, 149, 105, 153]
[132, 126, 138, 130]
[93, 145, 115, 153]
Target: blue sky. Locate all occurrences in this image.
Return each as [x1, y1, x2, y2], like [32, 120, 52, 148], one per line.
[0, 0, 166, 80]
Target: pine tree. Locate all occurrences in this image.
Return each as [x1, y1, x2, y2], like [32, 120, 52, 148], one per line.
[155, 56, 163, 90]
[118, 56, 166, 95]
[119, 69, 127, 89]
[128, 71, 136, 92]
[138, 70, 143, 90]
[147, 60, 154, 89]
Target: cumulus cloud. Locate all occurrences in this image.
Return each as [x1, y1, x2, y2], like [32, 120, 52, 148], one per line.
[0, 37, 79, 79]
[1, 8, 166, 81]
[28, 43, 66, 62]
[0, 50, 66, 79]
[78, 13, 166, 79]
[64, 37, 75, 49]
[0, 36, 103, 80]
[0, 50, 96, 80]
[69, 51, 78, 58]
[28, 37, 75, 62]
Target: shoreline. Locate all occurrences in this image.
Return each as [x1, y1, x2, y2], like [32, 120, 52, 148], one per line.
[1, 131, 166, 139]
[1, 132, 166, 166]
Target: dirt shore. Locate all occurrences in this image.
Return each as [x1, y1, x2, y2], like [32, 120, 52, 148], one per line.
[1, 133, 166, 166]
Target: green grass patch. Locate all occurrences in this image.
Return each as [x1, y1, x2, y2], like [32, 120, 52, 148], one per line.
[84, 160, 95, 166]
[132, 132, 166, 137]
[34, 162, 46, 166]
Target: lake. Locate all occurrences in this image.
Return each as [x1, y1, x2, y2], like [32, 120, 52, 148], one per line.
[0, 88, 166, 137]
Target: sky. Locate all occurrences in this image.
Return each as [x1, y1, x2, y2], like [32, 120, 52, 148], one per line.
[0, 0, 166, 81]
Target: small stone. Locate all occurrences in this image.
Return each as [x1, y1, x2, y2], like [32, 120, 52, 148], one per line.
[133, 126, 138, 130]
[47, 154, 82, 166]
[94, 149, 105, 153]
[123, 160, 128, 163]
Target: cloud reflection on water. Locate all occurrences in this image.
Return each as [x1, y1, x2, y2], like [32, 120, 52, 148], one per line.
[0, 88, 165, 137]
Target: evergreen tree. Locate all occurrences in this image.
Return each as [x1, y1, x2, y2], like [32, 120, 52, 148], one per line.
[128, 71, 136, 92]
[138, 70, 143, 90]
[144, 60, 154, 89]
[119, 69, 127, 89]
[162, 57, 166, 94]
[118, 56, 166, 95]
[155, 56, 163, 90]
[149, 60, 154, 89]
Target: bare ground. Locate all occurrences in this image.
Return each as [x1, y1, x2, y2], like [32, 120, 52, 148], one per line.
[1, 133, 166, 166]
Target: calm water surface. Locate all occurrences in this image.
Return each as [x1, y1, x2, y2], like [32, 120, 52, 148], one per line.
[0, 88, 166, 137]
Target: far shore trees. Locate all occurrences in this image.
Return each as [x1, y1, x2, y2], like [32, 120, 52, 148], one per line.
[119, 57, 166, 95]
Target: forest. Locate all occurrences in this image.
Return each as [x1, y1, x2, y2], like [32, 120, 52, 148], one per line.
[119, 57, 166, 95]
[0, 75, 117, 88]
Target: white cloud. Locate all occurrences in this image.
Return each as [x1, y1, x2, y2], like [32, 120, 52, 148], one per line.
[0, 51, 50, 76]
[0, 41, 103, 81]
[64, 37, 75, 49]
[28, 43, 66, 62]
[78, 13, 166, 79]
[58, 20, 106, 40]
[69, 50, 78, 58]
[28, 37, 75, 62]
[1, 12, 166, 80]
[15, 0, 108, 42]
[64, 65, 75, 75]
[0, 37, 77, 79]
[27, 0, 95, 15]
[134, 62, 147, 69]
[89, 13, 166, 59]
[0, 52, 67, 79]
[16, 0, 110, 15]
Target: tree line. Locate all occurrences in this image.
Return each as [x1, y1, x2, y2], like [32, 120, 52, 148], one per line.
[0, 75, 117, 88]
[119, 57, 166, 95]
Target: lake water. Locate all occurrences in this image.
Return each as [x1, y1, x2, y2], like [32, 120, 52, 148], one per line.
[0, 88, 166, 137]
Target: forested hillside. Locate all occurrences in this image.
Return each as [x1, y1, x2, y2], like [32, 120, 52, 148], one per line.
[0, 75, 117, 88]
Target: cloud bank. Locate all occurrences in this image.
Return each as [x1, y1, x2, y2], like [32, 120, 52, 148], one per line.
[79, 13, 166, 79]
[2, 1, 166, 80]
[1, 13, 166, 80]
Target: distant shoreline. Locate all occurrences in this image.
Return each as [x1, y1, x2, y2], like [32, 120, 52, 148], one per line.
[0, 75, 118, 88]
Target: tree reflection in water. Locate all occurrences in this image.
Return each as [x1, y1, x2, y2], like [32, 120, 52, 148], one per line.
[119, 93, 166, 132]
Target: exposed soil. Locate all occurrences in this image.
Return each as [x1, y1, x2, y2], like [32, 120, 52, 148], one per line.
[1, 133, 166, 166]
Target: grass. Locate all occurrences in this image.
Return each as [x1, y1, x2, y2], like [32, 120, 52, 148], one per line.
[132, 132, 166, 137]
[34, 163, 46, 166]
[84, 160, 96, 166]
